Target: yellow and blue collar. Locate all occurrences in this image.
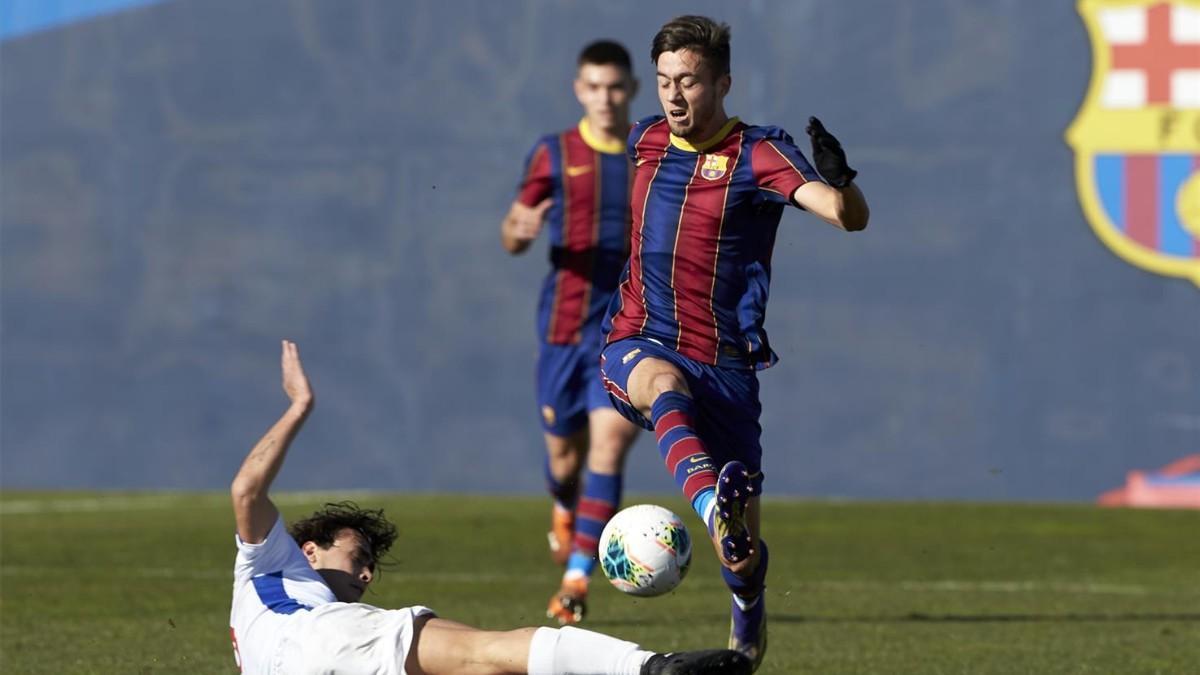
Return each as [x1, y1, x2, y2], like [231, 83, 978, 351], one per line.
[578, 118, 626, 155]
[669, 117, 740, 153]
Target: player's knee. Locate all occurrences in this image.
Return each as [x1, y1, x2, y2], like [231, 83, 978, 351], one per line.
[586, 440, 626, 473]
[647, 370, 688, 399]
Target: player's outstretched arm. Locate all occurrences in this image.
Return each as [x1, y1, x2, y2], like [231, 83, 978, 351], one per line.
[792, 117, 869, 232]
[230, 340, 314, 544]
[500, 198, 552, 254]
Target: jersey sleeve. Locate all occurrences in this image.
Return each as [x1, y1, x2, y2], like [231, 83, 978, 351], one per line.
[233, 515, 309, 585]
[750, 132, 822, 206]
[628, 115, 666, 166]
[516, 138, 554, 207]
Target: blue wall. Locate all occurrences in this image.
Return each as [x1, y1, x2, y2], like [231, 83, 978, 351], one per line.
[2, 0, 1197, 499]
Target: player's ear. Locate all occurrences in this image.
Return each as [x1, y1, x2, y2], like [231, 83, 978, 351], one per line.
[302, 541, 319, 563]
[629, 76, 640, 99]
[573, 76, 587, 104]
[717, 73, 731, 98]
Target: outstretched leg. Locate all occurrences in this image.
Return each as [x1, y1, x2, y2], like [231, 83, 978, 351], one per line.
[406, 618, 750, 675]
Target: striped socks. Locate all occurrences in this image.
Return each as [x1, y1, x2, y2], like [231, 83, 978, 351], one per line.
[566, 470, 621, 578]
[650, 391, 719, 532]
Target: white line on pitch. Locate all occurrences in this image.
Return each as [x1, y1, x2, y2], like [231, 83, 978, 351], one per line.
[0, 492, 381, 515]
[0, 565, 1189, 597]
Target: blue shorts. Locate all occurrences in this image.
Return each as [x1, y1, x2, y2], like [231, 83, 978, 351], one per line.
[600, 337, 764, 485]
[536, 341, 611, 437]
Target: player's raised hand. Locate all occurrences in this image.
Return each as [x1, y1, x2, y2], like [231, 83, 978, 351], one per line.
[507, 198, 553, 242]
[280, 340, 314, 411]
[805, 117, 858, 188]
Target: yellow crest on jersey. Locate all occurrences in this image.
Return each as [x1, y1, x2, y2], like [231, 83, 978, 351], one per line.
[700, 154, 729, 180]
[1064, 0, 1200, 287]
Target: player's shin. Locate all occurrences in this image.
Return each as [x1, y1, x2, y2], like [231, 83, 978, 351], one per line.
[721, 539, 768, 602]
[544, 455, 581, 510]
[568, 470, 621, 579]
[527, 626, 651, 675]
[548, 470, 621, 624]
[723, 540, 769, 669]
[649, 392, 719, 528]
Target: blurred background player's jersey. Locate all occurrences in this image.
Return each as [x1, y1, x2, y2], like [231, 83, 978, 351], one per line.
[518, 119, 631, 347]
[604, 116, 822, 370]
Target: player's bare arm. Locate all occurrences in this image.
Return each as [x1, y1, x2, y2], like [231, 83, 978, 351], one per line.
[500, 197, 552, 254]
[230, 339, 314, 544]
[791, 117, 869, 232]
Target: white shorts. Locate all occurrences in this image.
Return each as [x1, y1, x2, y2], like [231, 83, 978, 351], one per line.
[272, 602, 436, 675]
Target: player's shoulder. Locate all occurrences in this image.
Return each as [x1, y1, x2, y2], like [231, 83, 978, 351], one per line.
[523, 131, 567, 168]
[628, 115, 671, 155]
[529, 130, 562, 151]
[738, 121, 798, 146]
[632, 114, 667, 133]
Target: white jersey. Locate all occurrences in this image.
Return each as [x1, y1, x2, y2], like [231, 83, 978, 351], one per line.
[230, 515, 338, 674]
[228, 515, 435, 675]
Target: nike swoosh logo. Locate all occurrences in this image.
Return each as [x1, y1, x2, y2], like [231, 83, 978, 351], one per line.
[689, 456, 708, 464]
[565, 164, 593, 177]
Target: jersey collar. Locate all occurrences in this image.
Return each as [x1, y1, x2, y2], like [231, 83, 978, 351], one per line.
[578, 118, 626, 155]
[669, 117, 740, 153]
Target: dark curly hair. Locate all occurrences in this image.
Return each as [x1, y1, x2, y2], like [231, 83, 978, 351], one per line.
[288, 501, 398, 573]
[652, 15, 731, 75]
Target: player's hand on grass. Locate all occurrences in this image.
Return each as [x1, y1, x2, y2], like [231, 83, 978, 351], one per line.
[280, 340, 314, 412]
[806, 117, 858, 188]
[506, 198, 552, 243]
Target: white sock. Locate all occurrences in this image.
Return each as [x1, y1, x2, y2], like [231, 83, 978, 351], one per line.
[733, 592, 761, 611]
[526, 626, 654, 675]
[702, 498, 718, 534]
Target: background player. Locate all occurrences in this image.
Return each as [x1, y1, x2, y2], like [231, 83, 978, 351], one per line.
[228, 340, 750, 675]
[598, 16, 870, 672]
[499, 40, 642, 624]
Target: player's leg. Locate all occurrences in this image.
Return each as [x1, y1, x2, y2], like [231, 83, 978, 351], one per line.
[537, 344, 591, 565]
[599, 340, 723, 537]
[624, 356, 723, 538]
[721, 496, 766, 669]
[405, 617, 534, 674]
[550, 406, 639, 624]
[406, 617, 750, 675]
[693, 368, 768, 670]
[543, 429, 587, 565]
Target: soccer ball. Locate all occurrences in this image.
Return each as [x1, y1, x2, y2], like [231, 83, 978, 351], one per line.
[598, 504, 692, 597]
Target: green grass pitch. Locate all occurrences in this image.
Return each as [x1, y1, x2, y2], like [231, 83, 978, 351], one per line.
[2, 492, 1197, 674]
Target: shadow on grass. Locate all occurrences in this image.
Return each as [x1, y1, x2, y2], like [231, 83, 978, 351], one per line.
[562, 613, 1200, 629]
[772, 612, 1200, 623]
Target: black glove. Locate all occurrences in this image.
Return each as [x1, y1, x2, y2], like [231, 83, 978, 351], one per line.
[805, 116, 858, 188]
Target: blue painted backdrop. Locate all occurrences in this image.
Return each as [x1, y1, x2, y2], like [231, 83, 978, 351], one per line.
[2, 0, 1197, 499]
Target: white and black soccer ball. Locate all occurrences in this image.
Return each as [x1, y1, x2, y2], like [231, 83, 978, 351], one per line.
[598, 504, 692, 597]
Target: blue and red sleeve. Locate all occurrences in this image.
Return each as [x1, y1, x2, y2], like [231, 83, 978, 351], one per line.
[750, 130, 822, 206]
[517, 138, 554, 207]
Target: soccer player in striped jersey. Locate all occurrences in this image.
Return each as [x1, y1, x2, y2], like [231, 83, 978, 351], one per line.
[500, 40, 642, 625]
[228, 341, 750, 675]
[598, 16, 870, 671]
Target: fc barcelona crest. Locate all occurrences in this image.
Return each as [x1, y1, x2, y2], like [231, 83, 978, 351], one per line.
[1066, 0, 1200, 287]
[700, 154, 729, 180]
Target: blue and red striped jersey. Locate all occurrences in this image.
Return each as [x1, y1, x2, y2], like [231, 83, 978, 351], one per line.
[603, 115, 823, 369]
[517, 119, 631, 346]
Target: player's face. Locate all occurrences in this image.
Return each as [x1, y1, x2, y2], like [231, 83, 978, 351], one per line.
[574, 63, 636, 134]
[655, 49, 730, 142]
[304, 528, 376, 602]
